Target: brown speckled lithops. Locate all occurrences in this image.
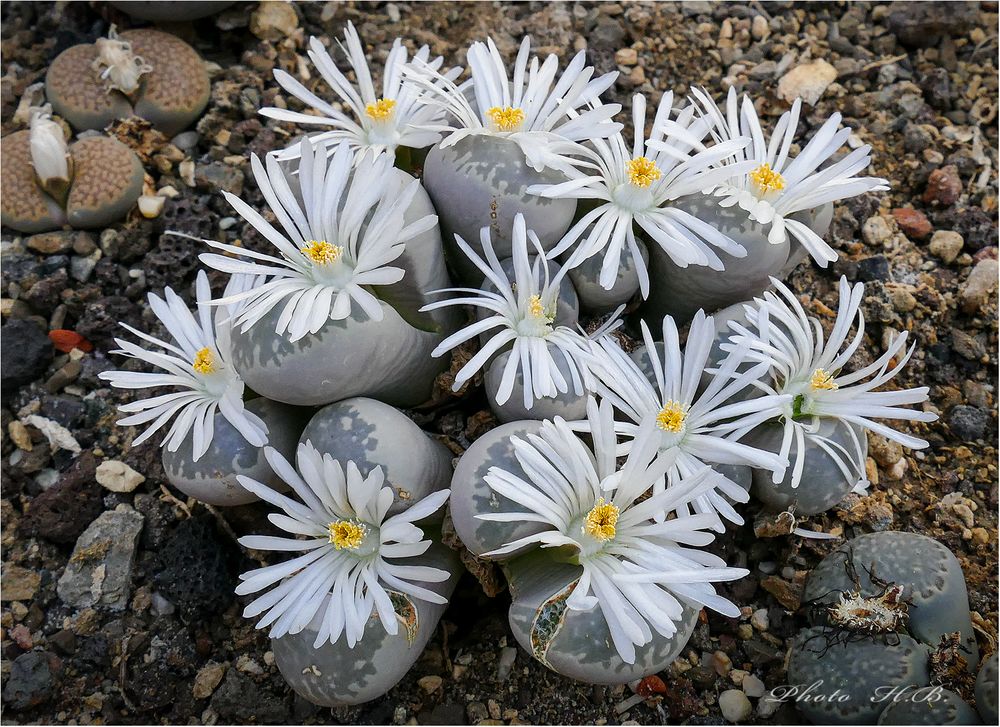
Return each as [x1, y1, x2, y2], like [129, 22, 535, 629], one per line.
[1, 131, 67, 233]
[65, 136, 144, 229]
[46, 27, 209, 136]
[2, 126, 144, 234]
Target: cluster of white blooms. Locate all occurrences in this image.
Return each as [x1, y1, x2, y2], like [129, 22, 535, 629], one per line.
[97, 26, 934, 666]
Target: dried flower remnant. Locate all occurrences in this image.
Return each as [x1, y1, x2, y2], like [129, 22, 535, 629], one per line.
[92, 25, 153, 96]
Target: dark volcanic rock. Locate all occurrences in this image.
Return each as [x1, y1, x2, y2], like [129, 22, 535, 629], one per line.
[947, 404, 990, 441]
[887, 1, 978, 48]
[1, 651, 60, 711]
[1, 319, 54, 394]
[21, 452, 104, 544]
[153, 515, 239, 620]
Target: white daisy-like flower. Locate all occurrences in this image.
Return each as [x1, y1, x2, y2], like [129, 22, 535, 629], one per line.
[585, 311, 791, 528]
[421, 213, 608, 409]
[198, 139, 437, 342]
[480, 397, 748, 664]
[235, 441, 451, 648]
[726, 276, 937, 488]
[690, 87, 889, 266]
[404, 35, 621, 172]
[98, 270, 268, 461]
[529, 93, 757, 298]
[261, 22, 459, 162]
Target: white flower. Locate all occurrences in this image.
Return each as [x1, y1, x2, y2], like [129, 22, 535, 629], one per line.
[235, 441, 450, 648]
[421, 213, 607, 409]
[262, 22, 459, 162]
[480, 398, 748, 664]
[404, 36, 621, 171]
[586, 311, 790, 528]
[198, 139, 437, 342]
[28, 104, 71, 194]
[98, 270, 268, 461]
[690, 87, 889, 265]
[530, 93, 757, 298]
[726, 276, 937, 488]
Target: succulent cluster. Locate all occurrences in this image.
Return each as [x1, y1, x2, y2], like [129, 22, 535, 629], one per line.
[1, 26, 210, 234]
[98, 25, 942, 706]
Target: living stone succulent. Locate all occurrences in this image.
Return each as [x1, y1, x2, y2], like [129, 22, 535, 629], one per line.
[46, 27, 210, 136]
[877, 688, 980, 726]
[803, 531, 980, 666]
[108, 1, 235, 22]
[450, 398, 748, 682]
[87, 22, 949, 710]
[296, 397, 453, 516]
[975, 653, 998, 724]
[199, 139, 449, 408]
[161, 397, 307, 507]
[1, 111, 144, 233]
[787, 627, 933, 725]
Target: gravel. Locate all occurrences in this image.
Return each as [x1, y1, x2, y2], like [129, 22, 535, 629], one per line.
[0, 1, 996, 725]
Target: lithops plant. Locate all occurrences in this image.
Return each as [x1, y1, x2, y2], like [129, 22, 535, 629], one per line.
[405, 36, 622, 278]
[199, 139, 448, 408]
[585, 309, 790, 528]
[99, 271, 283, 506]
[465, 398, 748, 682]
[260, 21, 458, 163]
[726, 276, 936, 514]
[802, 531, 980, 669]
[448, 420, 545, 558]
[234, 442, 460, 706]
[46, 27, 209, 136]
[787, 627, 933, 725]
[109, 1, 235, 22]
[640, 87, 890, 321]
[297, 397, 453, 517]
[422, 214, 609, 422]
[975, 653, 998, 724]
[877, 688, 980, 726]
[1, 106, 143, 233]
[161, 397, 307, 506]
[529, 92, 753, 301]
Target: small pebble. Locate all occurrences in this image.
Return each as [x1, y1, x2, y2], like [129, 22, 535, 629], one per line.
[719, 689, 752, 723]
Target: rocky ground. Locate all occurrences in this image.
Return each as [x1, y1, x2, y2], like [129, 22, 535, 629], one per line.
[1, 1, 997, 725]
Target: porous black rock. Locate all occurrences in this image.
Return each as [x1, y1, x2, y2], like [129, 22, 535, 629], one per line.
[1, 319, 54, 394]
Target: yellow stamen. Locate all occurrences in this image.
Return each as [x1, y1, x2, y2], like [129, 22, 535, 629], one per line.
[328, 519, 367, 550]
[656, 400, 688, 434]
[486, 105, 525, 132]
[625, 156, 661, 188]
[584, 498, 619, 542]
[810, 368, 838, 391]
[749, 163, 785, 195]
[302, 239, 343, 265]
[528, 294, 548, 319]
[192, 347, 216, 375]
[365, 98, 396, 121]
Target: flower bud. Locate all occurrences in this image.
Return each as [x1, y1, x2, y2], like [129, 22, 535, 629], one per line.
[28, 104, 71, 201]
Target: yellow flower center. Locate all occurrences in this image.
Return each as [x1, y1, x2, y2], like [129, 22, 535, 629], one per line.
[656, 400, 689, 434]
[626, 156, 661, 188]
[192, 347, 216, 375]
[810, 368, 839, 391]
[302, 239, 343, 265]
[527, 294, 550, 320]
[365, 98, 396, 122]
[584, 498, 619, 541]
[486, 105, 525, 132]
[749, 162, 785, 195]
[328, 519, 367, 550]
